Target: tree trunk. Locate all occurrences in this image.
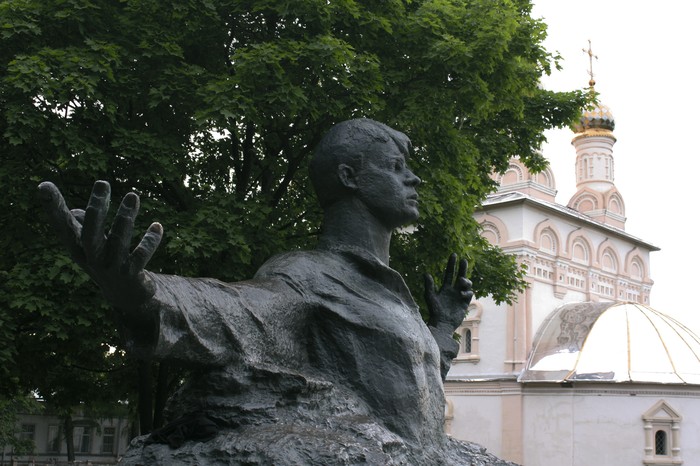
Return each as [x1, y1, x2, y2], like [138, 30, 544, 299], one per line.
[63, 414, 75, 462]
[137, 359, 153, 434]
[153, 361, 170, 429]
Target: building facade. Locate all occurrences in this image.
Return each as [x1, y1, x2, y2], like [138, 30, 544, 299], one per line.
[446, 96, 700, 466]
[2, 408, 130, 465]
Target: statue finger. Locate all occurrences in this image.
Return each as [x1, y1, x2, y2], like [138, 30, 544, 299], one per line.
[456, 276, 472, 292]
[71, 209, 86, 225]
[423, 272, 436, 296]
[129, 222, 163, 275]
[461, 289, 474, 306]
[38, 182, 83, 259]
[457, 258, 467, 280]
[105, 193, 140, 268]
[82, 181, 111, 263]
[441, 253, 457, 288]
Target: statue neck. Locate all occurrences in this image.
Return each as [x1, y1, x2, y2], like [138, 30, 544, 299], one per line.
[318, 199, 393, 265]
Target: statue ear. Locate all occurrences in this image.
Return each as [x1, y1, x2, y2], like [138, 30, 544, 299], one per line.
[337, 164, 358, 190]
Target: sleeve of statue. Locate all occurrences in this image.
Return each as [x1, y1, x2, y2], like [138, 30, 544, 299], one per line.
[119, 272, 282, 367]
[428, 325, 460, 381]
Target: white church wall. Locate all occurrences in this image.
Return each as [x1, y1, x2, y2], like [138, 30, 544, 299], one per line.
[523, 388, 575, 465]
[447, 390, 503, 456]
[528, 281, 566, 336]
[522, 385, 700, 466]
[565, 391, 643, 466]
[488, 205, 527, 243]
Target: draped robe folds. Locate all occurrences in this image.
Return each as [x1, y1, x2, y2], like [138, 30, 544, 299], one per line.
[119, 245, 512, 465]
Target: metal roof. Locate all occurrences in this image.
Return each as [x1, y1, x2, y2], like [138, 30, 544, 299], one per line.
[519, 302, 700, 384]
[478, 191, 660, 251]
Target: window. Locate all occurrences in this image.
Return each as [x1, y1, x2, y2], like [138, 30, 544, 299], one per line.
[73, 426, 92, 454]
[454, 301, 482, 363]
[463, 329, 472, 354]
[643, 400, 682, 465]
[18, 424, 35, 442]
[102, 427, 116, 454]
[16, 423, 36, 453]
[655, 430, 667, 456]
[47, 425, 61, 453]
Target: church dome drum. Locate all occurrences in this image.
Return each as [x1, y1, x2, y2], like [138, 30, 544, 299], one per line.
[519, 302, 700, 384]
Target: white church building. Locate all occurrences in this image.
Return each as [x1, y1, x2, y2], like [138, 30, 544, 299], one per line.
[446, 91, 700, 466]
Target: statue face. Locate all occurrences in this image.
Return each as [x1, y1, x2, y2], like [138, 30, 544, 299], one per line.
[355, 140, 421, 229]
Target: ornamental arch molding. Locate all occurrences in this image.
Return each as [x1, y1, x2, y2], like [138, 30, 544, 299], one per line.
[606, 191, 626, 216]
[498, 163, 525, 186]
[477, 214, 509, 247]
[571, 193, 600, 212]
[570, 191, 602, 213]
[566, 230, 594, 265]
[466, 300, 483, 320]
[624, 250, 649, 281]
[597, 240, 621, 273]
[533, 219, 562, 256]
[533, 165, 556, 190]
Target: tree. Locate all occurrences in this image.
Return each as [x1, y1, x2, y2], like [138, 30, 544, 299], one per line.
[0, 0, 586, 434]
[0, 395, 41, 462]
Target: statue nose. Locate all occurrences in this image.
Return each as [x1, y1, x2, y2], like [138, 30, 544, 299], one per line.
[406, 171, 421, 186]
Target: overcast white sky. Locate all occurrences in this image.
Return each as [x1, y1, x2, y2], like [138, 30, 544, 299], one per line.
[531, 1, 700, 331]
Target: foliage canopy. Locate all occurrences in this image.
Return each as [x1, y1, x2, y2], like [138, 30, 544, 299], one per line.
[0, 0, 585, 423]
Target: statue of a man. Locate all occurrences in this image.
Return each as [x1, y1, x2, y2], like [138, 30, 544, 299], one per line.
[39, 119, 510, 465]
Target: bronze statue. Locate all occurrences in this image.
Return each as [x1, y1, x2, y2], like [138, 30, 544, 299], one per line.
[39, 119, 514, 465]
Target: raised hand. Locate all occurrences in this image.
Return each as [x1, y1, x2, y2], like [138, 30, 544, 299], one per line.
[38, 180, 163, 312]
[424, 253, 473, 331]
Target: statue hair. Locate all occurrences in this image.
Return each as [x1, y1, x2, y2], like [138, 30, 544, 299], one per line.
[310, 118, 411, 208]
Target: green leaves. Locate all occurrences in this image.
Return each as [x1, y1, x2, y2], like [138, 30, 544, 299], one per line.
[0, 0, 584, 417]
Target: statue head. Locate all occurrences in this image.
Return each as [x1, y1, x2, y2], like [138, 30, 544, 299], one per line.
[310, 119, 414, 208]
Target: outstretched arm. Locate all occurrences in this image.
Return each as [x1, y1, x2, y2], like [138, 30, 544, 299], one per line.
[38, 180, 163, 336]
[424, 253, 473, 380]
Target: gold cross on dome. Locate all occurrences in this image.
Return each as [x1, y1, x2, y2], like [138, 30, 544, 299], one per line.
[582, 39, 598, 88]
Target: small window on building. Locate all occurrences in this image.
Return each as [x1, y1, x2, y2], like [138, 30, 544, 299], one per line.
[463, 329, 472, 354]
[18, 424, 35, 442]
[73, 426, 92, 454]
[655, 430, 667, 456]
[454, 301, 482, 363]
[643, 400, 682, 465]
[47, 425, 61, 453]
[16, 423, 36, 453]
[102, 426, 116, 454]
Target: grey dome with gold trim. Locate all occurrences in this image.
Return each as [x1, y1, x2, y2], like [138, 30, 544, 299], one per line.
[519, 302, 700, 384]
[573, 103, 615, 133]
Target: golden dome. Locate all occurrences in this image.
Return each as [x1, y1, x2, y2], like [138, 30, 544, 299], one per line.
[573, 103, 615, 133]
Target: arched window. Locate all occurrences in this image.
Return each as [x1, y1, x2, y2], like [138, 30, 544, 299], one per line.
[655, 430, 667, 455]
[463, 329, 472, 354]
[454, 302, 482, 363]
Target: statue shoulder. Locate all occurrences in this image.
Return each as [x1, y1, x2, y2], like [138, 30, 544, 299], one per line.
[255, 249, 343, 280]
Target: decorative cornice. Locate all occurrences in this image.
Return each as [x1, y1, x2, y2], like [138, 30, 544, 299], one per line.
[572, 129, 617, 143]
[447, 380, 700, 397]
[479, 192, 658, 251]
